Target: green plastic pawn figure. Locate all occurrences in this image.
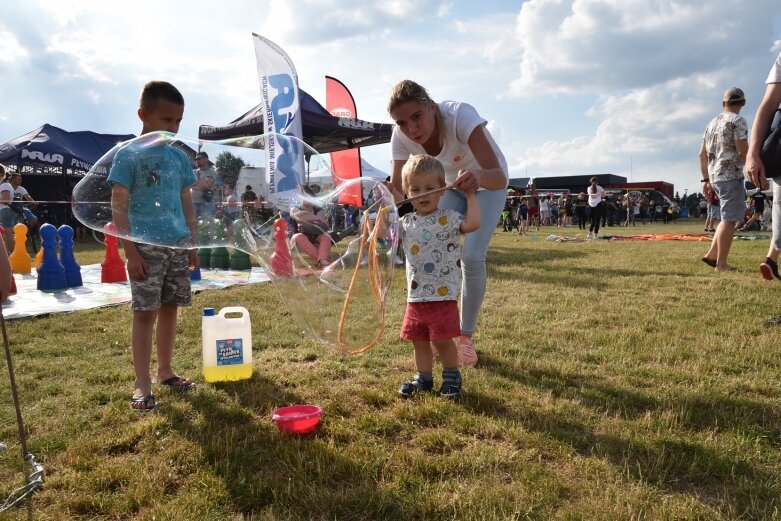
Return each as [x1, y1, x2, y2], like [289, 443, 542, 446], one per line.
[229, 219, 252, 270]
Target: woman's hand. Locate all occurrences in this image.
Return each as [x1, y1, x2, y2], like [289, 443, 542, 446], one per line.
[452, 169, 480, 194]
[744, 154, 769, 190]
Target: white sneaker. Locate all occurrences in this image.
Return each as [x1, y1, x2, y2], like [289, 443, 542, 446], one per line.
[394, 255, 405, 266]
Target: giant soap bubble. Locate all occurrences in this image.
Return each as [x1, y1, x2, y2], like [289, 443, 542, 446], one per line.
[73, 132, 399, 354]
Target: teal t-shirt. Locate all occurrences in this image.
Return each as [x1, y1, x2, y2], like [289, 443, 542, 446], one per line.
[107, 143, 197, 245]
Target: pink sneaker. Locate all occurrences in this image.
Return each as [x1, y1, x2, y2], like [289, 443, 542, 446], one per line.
[456, 336, 478, 367]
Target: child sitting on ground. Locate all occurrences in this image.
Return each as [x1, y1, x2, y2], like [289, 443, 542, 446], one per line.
[396, 154, 480, 399]
[290, 199, 332, 269]
[108, 81, 199, 412]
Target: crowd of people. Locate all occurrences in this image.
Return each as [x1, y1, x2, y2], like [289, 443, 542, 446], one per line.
[500, 185, 683, 236]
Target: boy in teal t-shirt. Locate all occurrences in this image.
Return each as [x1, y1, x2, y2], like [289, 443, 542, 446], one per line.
[107, 81, 198, 412]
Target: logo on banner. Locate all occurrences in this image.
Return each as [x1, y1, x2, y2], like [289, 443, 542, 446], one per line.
[262, 73, 302, 194]
[330, 107, 353, 118]
[338, 118, 375, 130]
[21, 149, 64, 165]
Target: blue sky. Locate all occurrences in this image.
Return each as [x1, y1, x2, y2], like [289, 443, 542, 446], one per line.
[1, 0, 780, 196]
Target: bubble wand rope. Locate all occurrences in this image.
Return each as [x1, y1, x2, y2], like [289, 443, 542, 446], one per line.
[336, 202, 389, 354]
[394, 186, 450, 207]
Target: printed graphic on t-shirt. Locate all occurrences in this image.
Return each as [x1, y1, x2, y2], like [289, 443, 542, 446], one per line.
[401, 209, 464, 302]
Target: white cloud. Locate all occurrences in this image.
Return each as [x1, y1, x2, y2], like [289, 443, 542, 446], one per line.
[498, 0, 781, 194]
[0, 29, 28, 64]
[509, 0, 778, 97]
[522, 71, 738, 181]
[260, 0, 452, 44]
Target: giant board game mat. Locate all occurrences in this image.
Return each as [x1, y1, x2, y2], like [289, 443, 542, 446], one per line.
[2, 265, 270, 320]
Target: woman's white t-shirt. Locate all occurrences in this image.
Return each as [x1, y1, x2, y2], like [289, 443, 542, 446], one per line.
[0, 182, 14, 210]
[766, 52, 781, 83]
[391, 101, 508, 186]
[587, 185, 605, 207]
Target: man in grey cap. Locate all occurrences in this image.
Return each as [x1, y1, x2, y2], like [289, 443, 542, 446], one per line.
[699, 87, 748, 272]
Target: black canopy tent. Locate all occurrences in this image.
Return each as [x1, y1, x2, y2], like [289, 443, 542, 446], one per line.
[198, 89, 393, 154]
[0, 124, 202, 227]
[0, 124, 137, 225]
[0, 124, 136, 178]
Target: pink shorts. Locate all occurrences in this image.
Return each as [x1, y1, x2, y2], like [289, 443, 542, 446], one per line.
[401, 301, 461, 341]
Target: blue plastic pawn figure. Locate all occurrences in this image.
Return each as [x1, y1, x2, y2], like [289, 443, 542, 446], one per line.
[58, 225, 82, 287]
[37, 223, 67, 291]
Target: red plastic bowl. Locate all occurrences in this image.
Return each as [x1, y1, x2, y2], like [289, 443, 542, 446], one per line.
[272, 405, 323, 434]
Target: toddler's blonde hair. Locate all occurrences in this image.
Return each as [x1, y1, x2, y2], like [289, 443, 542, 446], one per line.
[401, 154, 445, 193]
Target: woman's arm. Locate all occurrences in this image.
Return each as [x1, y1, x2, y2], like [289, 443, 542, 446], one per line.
[459, 192, 481, 234]
[0, 189, 11, 204]
[451, 126, 508, 193]
[391, 159, 406, 195]
[745, 82, 781, 189]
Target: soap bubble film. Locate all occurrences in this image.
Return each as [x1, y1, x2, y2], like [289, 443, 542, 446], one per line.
[73, 132, 399, 354]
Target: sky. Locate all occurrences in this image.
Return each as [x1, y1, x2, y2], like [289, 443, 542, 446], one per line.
[1, 0, 781, 197]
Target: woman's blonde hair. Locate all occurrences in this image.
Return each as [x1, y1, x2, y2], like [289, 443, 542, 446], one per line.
[387, 80, 444, 149]
[401, 154, 445, 192]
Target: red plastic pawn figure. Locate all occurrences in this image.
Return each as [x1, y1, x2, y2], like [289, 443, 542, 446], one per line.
[0, 226, 16, 295]
[101, 222, 127, 283]
[270, 218, 293, 277]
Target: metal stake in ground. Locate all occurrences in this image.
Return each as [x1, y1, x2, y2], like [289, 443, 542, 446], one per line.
[0, 305, 44, 513]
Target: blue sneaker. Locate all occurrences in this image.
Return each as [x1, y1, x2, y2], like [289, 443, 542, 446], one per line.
[398, 376, 433, 399]
[439, 377, 462, 399]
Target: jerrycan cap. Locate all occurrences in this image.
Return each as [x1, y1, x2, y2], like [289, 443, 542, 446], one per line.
[203, 307, 215, 316]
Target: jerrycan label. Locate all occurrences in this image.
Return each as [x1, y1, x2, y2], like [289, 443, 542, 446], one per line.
[216, 338, 243, 366]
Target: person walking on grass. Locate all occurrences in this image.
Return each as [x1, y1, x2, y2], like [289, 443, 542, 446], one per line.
[527, 185, 540, 231]
[516, 196, 528, 235]
[700, 87, 749, 272]
[394, 154, 480, 399]
[745, 52, 781, 289]
[108, 81, 198, 412]
[388, 80, 508, 368]
[575, 192, 588, 230]
[587, 177, 605, 239]
[704, 191, 720, 233]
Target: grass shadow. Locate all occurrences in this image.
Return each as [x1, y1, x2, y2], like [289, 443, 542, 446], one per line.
[460, 353, 779, 518]
[163, 374, 426, 519]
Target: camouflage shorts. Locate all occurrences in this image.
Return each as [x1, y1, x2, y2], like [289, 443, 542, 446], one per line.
[130, 244, 191, 311]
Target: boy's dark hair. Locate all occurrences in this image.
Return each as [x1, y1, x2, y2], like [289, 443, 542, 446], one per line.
[139, 81, 184, 110]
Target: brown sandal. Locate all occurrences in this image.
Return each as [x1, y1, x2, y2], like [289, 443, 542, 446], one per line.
[160, 376, 195, 393]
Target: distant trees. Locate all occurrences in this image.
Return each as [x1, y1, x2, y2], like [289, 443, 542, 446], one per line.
[215, 151, 246, 187]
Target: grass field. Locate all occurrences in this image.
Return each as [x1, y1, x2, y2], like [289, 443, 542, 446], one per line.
[1, 219, 780, 520]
